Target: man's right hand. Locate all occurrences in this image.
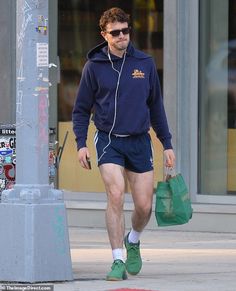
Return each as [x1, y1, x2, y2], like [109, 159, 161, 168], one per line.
[78, 147, 91, 170]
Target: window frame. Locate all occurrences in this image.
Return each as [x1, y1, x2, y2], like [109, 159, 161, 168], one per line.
[164, 0, 236, 204]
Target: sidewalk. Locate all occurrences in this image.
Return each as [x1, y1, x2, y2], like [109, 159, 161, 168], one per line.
[53, 227, 236, 291]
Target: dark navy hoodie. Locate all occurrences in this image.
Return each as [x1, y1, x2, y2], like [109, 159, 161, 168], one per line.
[72, 41, 172, 150]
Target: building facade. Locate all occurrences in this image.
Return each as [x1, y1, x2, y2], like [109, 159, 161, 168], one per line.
[0, 0, 236, 231]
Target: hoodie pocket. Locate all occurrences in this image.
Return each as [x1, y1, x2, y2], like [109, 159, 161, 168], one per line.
[95, 101, 114, 131]
[98, 99, 115, 127]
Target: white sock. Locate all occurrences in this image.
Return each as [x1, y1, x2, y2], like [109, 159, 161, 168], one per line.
[128, 228, 141, 244]
[112, 248, 124, 262]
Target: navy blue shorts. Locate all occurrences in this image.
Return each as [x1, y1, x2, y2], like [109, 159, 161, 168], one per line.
[94, 131, 153, 173]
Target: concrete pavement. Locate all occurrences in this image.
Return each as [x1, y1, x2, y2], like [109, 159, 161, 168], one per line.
[53, 227, 236, 291]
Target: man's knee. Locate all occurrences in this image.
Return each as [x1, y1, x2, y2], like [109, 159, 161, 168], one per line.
[107, 188, 124, 209]
[135, 203, 152, 218]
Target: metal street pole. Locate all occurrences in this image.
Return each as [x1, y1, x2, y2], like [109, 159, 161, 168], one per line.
[0, 0, 73, 282]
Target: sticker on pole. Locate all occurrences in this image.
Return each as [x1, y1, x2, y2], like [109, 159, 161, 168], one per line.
[37, 43, 48, 67]
[0, 126, 16, 197]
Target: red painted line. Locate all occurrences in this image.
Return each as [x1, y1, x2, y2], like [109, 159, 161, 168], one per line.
[109, 289, 159, 291]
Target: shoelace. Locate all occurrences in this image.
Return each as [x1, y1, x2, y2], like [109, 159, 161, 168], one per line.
[112, 260, 124, 269]
[128, 245, 140, 258]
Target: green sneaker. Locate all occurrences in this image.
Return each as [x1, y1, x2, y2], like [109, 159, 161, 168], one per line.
[124, 233, 142, 275]
[106, 259, 127, 281]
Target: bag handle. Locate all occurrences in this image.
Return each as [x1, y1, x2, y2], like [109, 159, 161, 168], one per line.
[164, 167, 176, 181]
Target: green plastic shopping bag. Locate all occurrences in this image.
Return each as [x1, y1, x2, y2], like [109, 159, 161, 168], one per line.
[155, 173, 193, 226]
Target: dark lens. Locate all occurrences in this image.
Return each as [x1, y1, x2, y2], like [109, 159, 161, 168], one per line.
[110, 30, 121, 37]
[121, 27, 130, 35]
[109, 27, 130, 37]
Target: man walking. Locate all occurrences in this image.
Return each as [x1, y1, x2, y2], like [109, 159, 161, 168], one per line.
[72, 7, 175, 281]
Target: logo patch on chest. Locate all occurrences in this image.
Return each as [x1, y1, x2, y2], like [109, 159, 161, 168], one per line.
[132, 69, 145, 78]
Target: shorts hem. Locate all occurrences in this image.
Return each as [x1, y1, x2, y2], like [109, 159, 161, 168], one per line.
[98, 160, 125, 168]
[124, 166, 154, 173]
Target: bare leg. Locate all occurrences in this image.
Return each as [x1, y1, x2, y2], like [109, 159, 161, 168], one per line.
[126, 170, 154, 232]
[99, 163, 125, 249]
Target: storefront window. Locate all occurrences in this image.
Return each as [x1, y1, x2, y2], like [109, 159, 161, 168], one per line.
[58, 0, 163, 121]
[199, 0, 236, 195]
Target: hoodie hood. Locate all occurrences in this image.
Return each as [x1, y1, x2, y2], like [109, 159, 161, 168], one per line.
[87, 41, 151, 62]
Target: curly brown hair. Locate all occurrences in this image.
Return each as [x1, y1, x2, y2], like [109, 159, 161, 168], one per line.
[99, 7, 130, 31]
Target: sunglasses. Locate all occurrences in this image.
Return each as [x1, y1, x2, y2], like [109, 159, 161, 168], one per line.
[106, 27, 130, 37]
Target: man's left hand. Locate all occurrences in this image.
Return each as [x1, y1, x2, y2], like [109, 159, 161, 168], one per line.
[164, 149, 175, 168]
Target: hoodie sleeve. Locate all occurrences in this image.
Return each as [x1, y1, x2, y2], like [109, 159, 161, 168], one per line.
[72, 62, 95, 150]
[148, 59, 173, 150]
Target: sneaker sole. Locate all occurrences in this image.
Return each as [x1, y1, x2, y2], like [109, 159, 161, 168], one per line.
[126, 270, 140, 275]
[106, 277, 126, 281]
[106, 274, 127, 281]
